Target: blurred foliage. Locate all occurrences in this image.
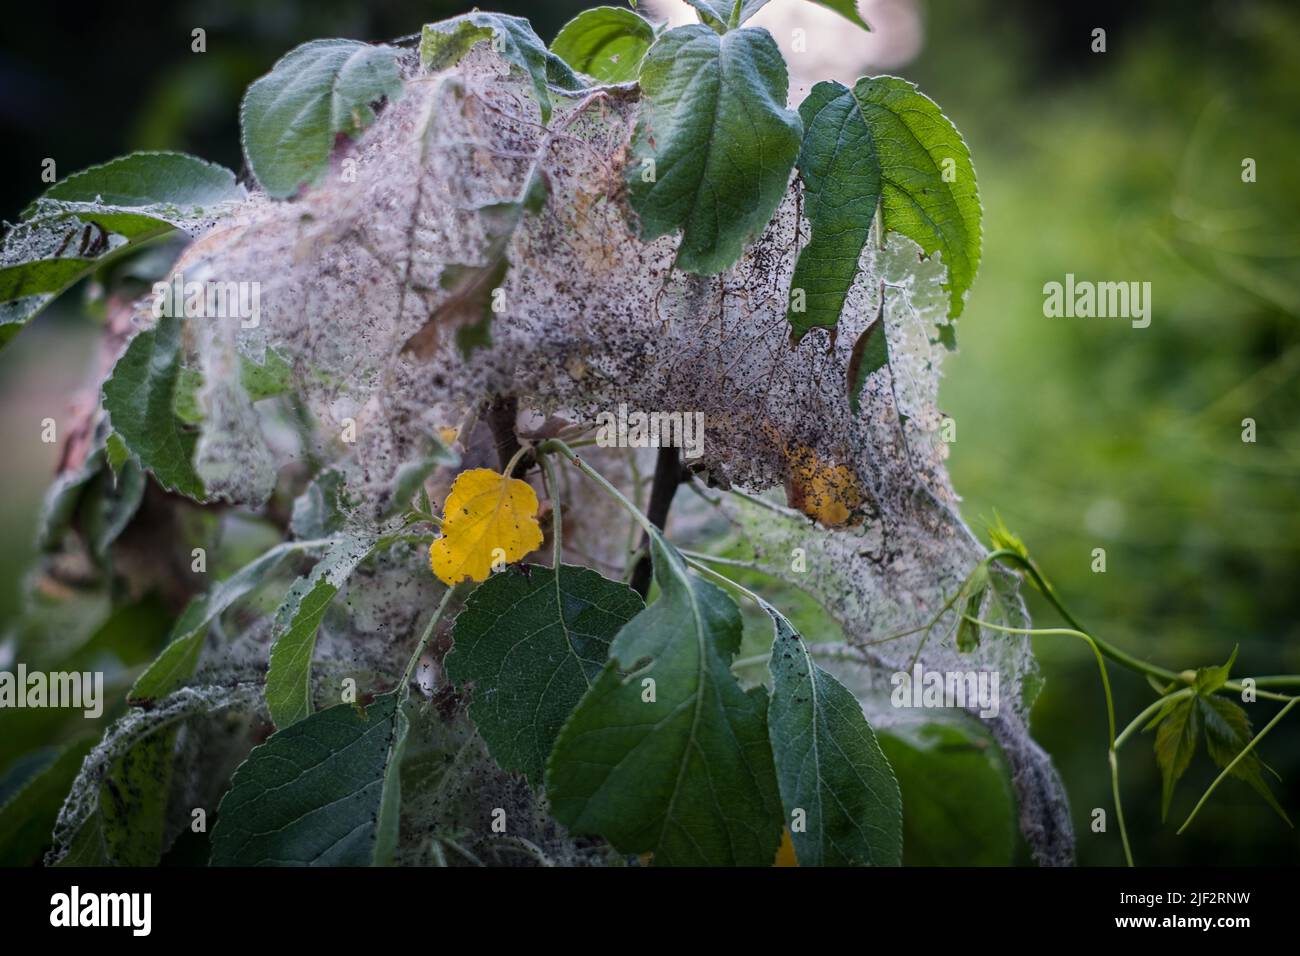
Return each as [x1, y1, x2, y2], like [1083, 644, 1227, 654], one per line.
[1, 0, 1298, 865]
[918, 1, 1300, 863]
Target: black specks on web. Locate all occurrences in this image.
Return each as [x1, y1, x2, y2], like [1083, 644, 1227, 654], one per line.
[129, 45, 1070, 865]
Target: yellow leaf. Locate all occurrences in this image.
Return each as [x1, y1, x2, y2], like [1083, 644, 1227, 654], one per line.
[786, 445, 863, 527]
[428, 468, 544, 585]
[773, 828, 799, 867]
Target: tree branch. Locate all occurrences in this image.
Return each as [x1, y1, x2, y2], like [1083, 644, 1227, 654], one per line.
[629, 446, 683, 598]
[486, 396, 532, 477]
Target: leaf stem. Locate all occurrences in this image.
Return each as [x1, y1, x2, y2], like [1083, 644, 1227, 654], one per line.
[401, 509, 444, 529]
[679, 548, 771, 573]
[537, 439, 658, 538]
[684, 555, 765, 606]
[1107, 750, 1133, 868]
[965, 614, 1133, 866]
[502, 442, 532, 482]
[285, 536, 338, 552]
[966, 619, 1118, 746]
[401, 586, 457, 693]
[1114, 688, 1194, 751]
[540, 452, 563, 568]
[987, 550, 1296, 702]
[734, 641, 864, 671]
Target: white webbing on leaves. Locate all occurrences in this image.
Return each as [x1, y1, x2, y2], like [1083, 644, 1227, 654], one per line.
[136, 47, 1073, 864]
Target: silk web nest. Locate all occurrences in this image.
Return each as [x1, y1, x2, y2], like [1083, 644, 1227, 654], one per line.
[94, 46, 1073, 866]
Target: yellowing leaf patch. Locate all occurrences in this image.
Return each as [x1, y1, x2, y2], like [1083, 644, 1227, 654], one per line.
[428, 468, 544, 585]
[773, 828, 799, 867]
[786, 446, 864, 527]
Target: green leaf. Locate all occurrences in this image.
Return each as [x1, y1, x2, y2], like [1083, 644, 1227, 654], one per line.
[1143, 694, 1181, 732]
[447, 258, 507, 357]
[855, 76, 980, 317]
[764, 600, 902, 865]
[36, 443, 106, 552]
[172, 366, 204, 425]
[786, 81, 881, 341]
[102, 314, 205, 500]
[0, 152, 243, 350]
[1198, 695, 1291, 826]
[35, 421, 145, 561]
[1194, 645, 1238, 696]
[382, 432, 459, 518]
[955, 590, 986, 652]
[547, 535, 782, 865]
[241, 39, 404, 199]
[239, 347, 294, 401]
[736, 1, 775, 25]
[1, 297, 47, 353]
[954, 563, 990, 653]
[877, 720, 1016, 865]
[683, 0, 777, 31]
[683, 0, 728, 28]
[53, 813, 109, 867]
[171, 349, 295, 427]
[29, 151, 244, 216]
[550, 6, 655, 83]
[290, 470, 350, 540]
[846, 294, 888, 415]
[626, 24, 802, 274]
[81, 456, 146, 561]
[787, 76, 980, 337]
[129, 621, 203, 706]
[129, 541, 300, 703]
[448, 563, 643, 785]
[210, 692, 409, 866]
[421, 13, 582, 124]
[808, 0, 872, 32]
[104, 432, 130, 477]
[265, 532, 378, 729]
[99, 730, 175, 866]
[685, 1, 870, 33]
[403, 177, 548, 360]
[0, 738, 95, 866]
[1154, 695, 1200, 820]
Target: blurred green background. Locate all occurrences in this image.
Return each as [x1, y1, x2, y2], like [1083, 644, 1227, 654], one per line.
[1, 0, 1297, 865]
